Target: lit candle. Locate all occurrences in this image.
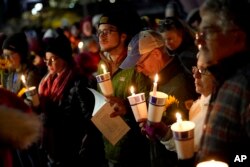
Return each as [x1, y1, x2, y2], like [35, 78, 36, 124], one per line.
[130, 86, 136, 96]
[78, 41, 83, 49]
[152, 74, 158, 96]
[176, 112, 182, 126]
[101, 64, 107, 74]
[21, 74, 29, 89]
[196, 160, 229, 167]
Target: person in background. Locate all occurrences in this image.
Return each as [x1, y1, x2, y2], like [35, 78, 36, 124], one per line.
[185, 8, 201, 32]
[1, 32, 41, 98]
[0, 88, 42, 167]
[1, 32, 42, 167]
[0, 32, 7, 87]
[165, 0, 187, 20]
[157, 16, 197, 76]
[38, 30, 107, 167]
[195, 0, 250, 166]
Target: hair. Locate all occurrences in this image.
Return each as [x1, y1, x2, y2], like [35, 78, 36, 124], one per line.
[157, 16, 196, 46]
[200, 0, 250, 45]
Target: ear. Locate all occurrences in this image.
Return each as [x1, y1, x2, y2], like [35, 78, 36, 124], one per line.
[120, 33, 127, 42]
[152, 49, 163, 60]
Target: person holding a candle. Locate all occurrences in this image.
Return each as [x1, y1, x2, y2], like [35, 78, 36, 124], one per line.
[1, 32, 42, 102]
[195, 0, 250, 166]
[38, 29, 107, 167]
[96, 6, 153, 167]
[121, 29, 197, 167]
[1, 32, 43, 167]
[143, 51, 215, 167]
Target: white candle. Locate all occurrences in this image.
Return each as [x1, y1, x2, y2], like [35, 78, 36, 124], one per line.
[101, 64, 107, 74]
[130, 86, 136, 96]
[196, 160, 228, 167]
[152, 74, 158, 96]
[21, 74, 29, 89]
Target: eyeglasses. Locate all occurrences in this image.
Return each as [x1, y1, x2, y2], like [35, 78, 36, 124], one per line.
[195, 27, 222, 41]
[97, 29, 118, 37]
[3, 52, 18, 59]
[196, 27, 240, 41]
[44, 57, 58, 64]
[192, 66, 210, 75]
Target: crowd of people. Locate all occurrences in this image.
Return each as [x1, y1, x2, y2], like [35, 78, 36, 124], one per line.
[0, 0, 250, 167]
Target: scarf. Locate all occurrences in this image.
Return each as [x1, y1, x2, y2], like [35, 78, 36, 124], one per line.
[38, 67, 74, 102]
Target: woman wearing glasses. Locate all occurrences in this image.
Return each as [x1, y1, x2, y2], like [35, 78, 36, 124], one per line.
[38, 30, 107, 167]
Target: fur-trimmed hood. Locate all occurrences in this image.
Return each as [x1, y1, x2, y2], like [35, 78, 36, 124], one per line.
[0, 106, 42, 149]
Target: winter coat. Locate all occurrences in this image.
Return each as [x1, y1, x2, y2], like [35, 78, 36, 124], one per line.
[40, 76, 107, 167]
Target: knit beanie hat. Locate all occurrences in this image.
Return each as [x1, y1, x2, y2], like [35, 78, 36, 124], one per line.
[45, 33, 73, 63]
[2, 32, 29, 58]
[98, 10, 129, 34]
[98, 7, 143, 38]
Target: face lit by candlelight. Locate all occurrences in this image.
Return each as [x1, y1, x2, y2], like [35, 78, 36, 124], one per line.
[45, 52, 67, 75]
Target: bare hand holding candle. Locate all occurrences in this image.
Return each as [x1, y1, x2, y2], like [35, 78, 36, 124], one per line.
[21, 74, 40, 107]
[171, 113, 195, 160]
[96, 64, 114, 97]
[127, 86, 147, 122]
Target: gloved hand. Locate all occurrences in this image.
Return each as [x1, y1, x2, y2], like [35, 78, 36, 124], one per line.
[141, 121, 171, 141]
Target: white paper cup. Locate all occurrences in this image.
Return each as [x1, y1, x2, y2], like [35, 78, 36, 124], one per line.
[147, 91, 168, 122]
[25, 86, 40, 107]
[96, 72, 113, 97]
[171, 121, 195, 160]
[127, 93, 147, 122]
[196, 160, 229, 167]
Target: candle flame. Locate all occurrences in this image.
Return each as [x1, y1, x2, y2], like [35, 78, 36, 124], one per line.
[101, 64, 107, 74]
[130, 86, 135, 95]
[21, 74, 28, 89]
[78, 41, 83, 49]
[154, 74, 159, 83]
[21, 74, 25, 83]
[176, 112, 182, 124]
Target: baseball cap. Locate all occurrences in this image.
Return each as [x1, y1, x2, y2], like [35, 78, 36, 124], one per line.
[119, 33, 140, 69]
[139, 30, 164, 55]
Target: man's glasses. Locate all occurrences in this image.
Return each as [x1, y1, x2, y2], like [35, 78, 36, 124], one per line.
[196, 26, 239, 41]
[192, 66, 210, 75]
[97, 29, 118, 37]
[44, 57, 57, 64]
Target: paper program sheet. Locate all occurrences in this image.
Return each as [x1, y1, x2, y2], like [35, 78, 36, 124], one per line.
[89, 88, 130, 145]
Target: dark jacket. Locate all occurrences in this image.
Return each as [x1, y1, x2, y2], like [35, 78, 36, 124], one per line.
[150, 56, 197, 167]
[41, 76, 107, 167]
